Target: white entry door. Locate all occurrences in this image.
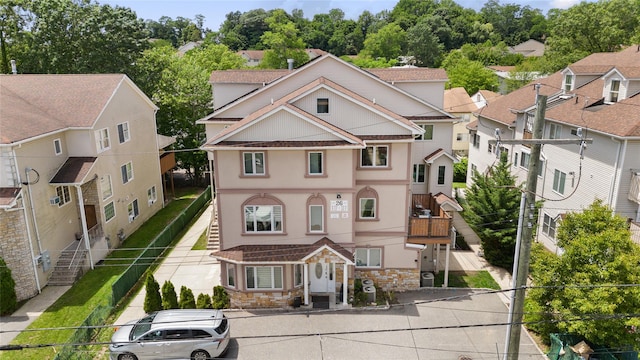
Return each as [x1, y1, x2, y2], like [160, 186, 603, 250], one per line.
[309, 262, 335, 293]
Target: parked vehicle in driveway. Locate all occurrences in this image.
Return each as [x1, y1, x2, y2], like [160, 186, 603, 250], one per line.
[109, 309, 230, 360]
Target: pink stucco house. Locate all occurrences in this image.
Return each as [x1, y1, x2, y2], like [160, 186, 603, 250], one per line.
[199, 55, 461, 308]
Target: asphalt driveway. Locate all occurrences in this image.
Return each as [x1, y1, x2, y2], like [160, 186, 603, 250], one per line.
[222, 288, 545, 360]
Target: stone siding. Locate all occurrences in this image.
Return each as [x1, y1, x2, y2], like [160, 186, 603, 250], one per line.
[356, 268, 420, 291]
[0, 201, 39, 300]
[228, 288, 304, 308]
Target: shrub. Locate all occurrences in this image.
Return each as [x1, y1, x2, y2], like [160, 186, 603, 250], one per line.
[161, 280, 178, 309]
[212, 285, 229, 309]
[453, 157, 468, 183]
[143, 273, 162, 314]
[179, 286, 196, 309]
[0, 257, 17, 315]
[196, 293, 213, 309]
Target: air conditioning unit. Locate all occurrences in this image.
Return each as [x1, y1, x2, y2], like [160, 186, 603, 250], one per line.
[128, 214, 135, 223]
[148, 199, 155, 206]
[49, 196, 60, 205]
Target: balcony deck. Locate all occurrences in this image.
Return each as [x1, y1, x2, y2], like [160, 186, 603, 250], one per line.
[408, 194, 453, 245]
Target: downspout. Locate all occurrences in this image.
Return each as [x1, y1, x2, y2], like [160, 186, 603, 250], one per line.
[20, 163, 43, 293]
[24, 168, 43, 255]
[75, 185, 94, 269]
[608, 137, 625, 208]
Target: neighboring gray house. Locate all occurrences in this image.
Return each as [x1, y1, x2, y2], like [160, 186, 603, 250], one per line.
[468, 45, 640, 253]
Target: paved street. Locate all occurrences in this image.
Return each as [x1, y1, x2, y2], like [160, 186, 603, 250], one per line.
[223, 289, 544, 359]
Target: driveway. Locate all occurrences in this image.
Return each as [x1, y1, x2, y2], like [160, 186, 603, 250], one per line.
[223, 289, 545, 360]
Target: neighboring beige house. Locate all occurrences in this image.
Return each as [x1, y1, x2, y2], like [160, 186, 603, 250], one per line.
[444, 87, 477, 157]
[0, 74, 166, 300]
[199, 55, 461, 308]
[471, 89, 501, 109]
[509, 39, 545, 57]
[467, 45, 640, 253]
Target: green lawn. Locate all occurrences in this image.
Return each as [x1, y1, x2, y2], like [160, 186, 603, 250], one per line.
[434, 271, 501, 290]
[453, 182, 467, 189]
[2, 187, 205, 360]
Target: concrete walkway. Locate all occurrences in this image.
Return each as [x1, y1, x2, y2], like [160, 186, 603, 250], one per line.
[115, 203, 219, 325]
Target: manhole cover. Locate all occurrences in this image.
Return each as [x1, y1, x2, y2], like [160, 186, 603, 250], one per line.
[458, 356, 472, 360]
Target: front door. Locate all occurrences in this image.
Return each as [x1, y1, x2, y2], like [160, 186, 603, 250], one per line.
[84, 205, 97, 229]
[309, 262, 335, 293]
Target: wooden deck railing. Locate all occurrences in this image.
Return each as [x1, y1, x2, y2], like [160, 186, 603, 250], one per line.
[409, 217, 451, 237]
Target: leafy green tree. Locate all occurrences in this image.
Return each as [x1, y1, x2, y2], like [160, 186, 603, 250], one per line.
[179, 285, 196, 309]
[444, 57, 498, 95]
[145, 15, 205, 47]
[406, 17, 444, 67]
[161, 280, 178, 309]
[340, 55, 397, 68]
[143, 273, 162, 313]
[259, 9, 308, 69]
[196, 293, 213, 309]
[212, 285, 230, 309]
[0, 0, 27, 74]
[464, 152, 521, 269]
[453, 157, 467, 183]
[14, 0, 148, 74]
[359, 23, 406, 61]
[0, 257, 17, 315]
[480, 0, 546, 45]
[527, 200, 640, 350]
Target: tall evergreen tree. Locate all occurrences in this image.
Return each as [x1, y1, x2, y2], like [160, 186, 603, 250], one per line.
[464, 152, 521, 269]
[161, 280, 178, 309]
[0, 257, 17, 315]
[143, 273, 162, 314]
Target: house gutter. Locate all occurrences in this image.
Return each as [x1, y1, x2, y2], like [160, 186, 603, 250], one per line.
[608, 137, 625, 208]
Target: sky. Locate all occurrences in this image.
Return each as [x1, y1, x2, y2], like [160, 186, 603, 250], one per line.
[100, 0, 585, 31]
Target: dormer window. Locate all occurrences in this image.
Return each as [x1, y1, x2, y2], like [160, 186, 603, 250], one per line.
[609, 79, 620, 103]
[563, 74, 573, 92]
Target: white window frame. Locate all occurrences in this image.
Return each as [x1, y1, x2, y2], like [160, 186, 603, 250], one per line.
[359, 198, 376, 219]
[101, 174, 113, 200]
[243, 152, 265, 175]
[308, 151, 323, 175]
[609, 79, 620, 103]
[95, 128, 110, 153]
[121, 162, 133, 184]
[471, 133, 480, 149]
[542, 213, 557, 239]
[360, 145, 388, 168]
[553, 169, 566, 194]
[117, 122, 130, 144]
[564, 74, 573, 92]
[147, 186, 157, 206]
[56, 186, 71, 207]
[309, 205, 324, 232]
[354, 248, 381, 268]
[53, 138, 62, 155]
[520, 152, 531, 169]
[127, 199, 139, 222]
[245, 266, 283, 290]
[244, 205, 283, 233]
[294, 264, 303, 287]
[104, 201, 116, 222]
[549, 123, 562, 139]
[227, 264, 235, 288]
[413, 164, 425, 183]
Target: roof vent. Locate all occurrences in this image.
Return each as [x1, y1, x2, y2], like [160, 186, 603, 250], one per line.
[287, 58, 294, 71]
[10, 60, 17, 74]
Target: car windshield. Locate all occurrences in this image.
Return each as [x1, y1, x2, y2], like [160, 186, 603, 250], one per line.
[130, 313, 157, 341]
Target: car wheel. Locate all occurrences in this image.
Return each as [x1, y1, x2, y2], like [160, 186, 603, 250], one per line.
[118, 354, 137, 360]
[192, 349, 211, 360]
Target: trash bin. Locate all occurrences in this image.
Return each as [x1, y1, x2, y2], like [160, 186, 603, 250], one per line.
[421, 272, 434, 287]
[293, 296, 302, 308]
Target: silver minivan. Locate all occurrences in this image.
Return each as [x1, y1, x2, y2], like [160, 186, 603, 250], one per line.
[110, 309, 230, 360]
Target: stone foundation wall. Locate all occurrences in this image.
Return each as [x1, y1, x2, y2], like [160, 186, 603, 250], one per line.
[0, 203, 39, 301]
[356, 268, 420, 291]
[228, 287, 304, 308]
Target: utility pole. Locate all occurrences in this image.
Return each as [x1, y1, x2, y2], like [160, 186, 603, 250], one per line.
[504, 93, 546, 359]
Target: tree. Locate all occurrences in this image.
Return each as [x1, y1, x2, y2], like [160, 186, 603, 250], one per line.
[212, 285, 230, 309]
[443, 56, 498, 95]
[161, 280, 178, 309]
[259, 9, 308, 69]
[453, 157, 467, 183]
[143, 273, 162, 313]
[14, 0, 148, 74]
[0, 257, 17, 315]
[359, 23, 406, 61]
[464, 152, 521, 269]
[406, 17, 444, 67]
[527, 200, 640, 350]
[196, 293, 213, 309]
[179, 285, 196, 309]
